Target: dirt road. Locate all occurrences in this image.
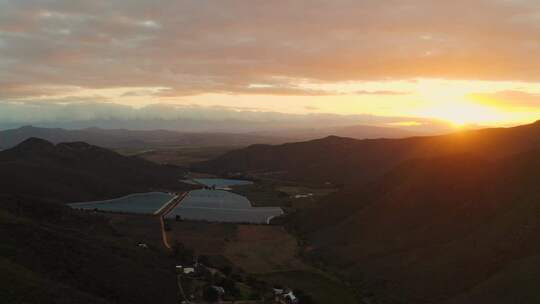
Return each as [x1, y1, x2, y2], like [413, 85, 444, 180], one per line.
[158, 192, 188, 251]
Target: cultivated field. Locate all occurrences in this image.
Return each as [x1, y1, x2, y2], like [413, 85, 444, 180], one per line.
[224, 225, 308, 273]
[168, 221, 236, 256]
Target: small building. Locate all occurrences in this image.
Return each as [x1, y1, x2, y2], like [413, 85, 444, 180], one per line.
[293, 193, 313, 199]
[183, 267, 195, 275]
[176, 265, 197, 276]
[274, 288, 299, 304]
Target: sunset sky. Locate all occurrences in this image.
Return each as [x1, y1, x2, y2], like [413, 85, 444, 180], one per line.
[1, 0, 540, 129]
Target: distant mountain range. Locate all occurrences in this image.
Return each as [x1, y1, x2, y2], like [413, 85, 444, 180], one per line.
[0, 124, 434, 151]
[0, 126, 285, 150]
[251, 124, 426, 141]
[197, 120, 540, 303]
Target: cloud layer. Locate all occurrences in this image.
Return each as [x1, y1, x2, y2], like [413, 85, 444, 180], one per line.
[0, 101, 453, 133]
[1, 0, 540, 98]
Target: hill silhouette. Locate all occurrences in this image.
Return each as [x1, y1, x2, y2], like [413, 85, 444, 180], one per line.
[194, 120, 540, 185]
[0, 139, 196, 303]
[293, 150, 540, 303]
[0, 138, 192, 202]
[0, 125, 284, 150]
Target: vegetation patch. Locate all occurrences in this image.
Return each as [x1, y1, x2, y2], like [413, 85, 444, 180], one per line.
[224, 225, 308, 273]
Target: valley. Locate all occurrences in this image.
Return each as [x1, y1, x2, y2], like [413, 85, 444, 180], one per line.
[87, 176, 358, 303]
[4, 121, 540, 304]
[0, 137, 356, 303]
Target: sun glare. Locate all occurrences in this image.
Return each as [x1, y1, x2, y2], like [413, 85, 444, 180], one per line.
[416, 102, 507, 128]
[412, 79, 514, 127]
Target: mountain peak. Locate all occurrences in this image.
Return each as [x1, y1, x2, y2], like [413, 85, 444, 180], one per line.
[323, 135, 345, 140]
[318, 135, 354, 142]
[15, 137, 55, 151]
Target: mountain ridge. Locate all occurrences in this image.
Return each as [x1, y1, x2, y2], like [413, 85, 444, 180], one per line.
[194, 120, 540, 185]
[0, 138, 192, 202]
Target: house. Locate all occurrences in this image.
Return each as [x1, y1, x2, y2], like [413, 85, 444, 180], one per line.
[273, 288, 299, 304]
[175, 265, 183, 273]
[283, 291, 298, 304]
[293, 193, 313, 199]
[176, 265, 197, 276]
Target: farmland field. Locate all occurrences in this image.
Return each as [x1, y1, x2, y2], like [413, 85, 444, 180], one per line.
[224, 225, 308, 273]
[168, 221, 236, 256]
[69, 192, 176, 214]
[193, 178, 253, 188]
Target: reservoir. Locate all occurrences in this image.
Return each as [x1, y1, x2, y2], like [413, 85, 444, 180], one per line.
[69, 192, 176, 215]
[165, 189, 283, 224]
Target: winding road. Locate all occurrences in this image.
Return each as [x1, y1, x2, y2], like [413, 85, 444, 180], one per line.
[157, 192, 188, 251]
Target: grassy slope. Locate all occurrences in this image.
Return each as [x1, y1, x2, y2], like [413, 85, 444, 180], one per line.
[0, 196, 179, 304]
[298, 151, 540, 303]
[445, 254, 540, 304]
[0, 257, 109, 304]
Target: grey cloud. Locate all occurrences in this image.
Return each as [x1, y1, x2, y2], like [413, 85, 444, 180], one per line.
[0, 100, 452, 133]
[1, 0, 540, 97]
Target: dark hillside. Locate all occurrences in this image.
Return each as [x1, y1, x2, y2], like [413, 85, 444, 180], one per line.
[0, 139, 195, 303]
[0, 138, 192, 202]
[296, 151, 540, 304]
[194, 120, 540, 185]
[0, 194, 178, 304]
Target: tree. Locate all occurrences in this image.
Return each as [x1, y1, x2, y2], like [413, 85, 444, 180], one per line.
[172, 242, 194, 264]
[221, 277, 240, 297]
[221, 265, 232, 276]
[203, 285, 220, 303]
[293, 289, 314, 304]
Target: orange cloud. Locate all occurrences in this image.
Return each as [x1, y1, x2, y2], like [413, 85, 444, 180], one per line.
[469, 90, 540, 109]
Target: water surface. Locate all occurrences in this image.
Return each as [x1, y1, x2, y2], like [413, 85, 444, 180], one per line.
[69, 192, 175, 214]
[166, 189, 282, 224]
